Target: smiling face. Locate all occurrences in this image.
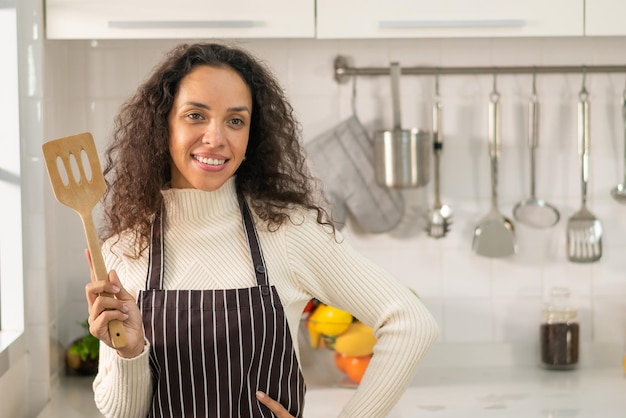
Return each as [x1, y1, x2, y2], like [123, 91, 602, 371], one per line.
[168, 64, 252, 191]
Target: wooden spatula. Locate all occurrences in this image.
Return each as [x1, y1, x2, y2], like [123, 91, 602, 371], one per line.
[42, 132, 127, 348]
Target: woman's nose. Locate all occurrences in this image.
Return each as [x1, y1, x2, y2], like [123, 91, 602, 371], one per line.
[202, 121, 224, 146]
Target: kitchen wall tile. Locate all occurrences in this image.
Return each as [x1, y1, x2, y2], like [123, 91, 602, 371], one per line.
[438, 142, 488, 199]
[539, 38, 594, 66]
[575, 298, 593, 342]
[492, 257, 543, 298]
[442, 248, 491, 298]
[589, 37, 626, 65]
[49, 322, 64, 378]
[292, 95, 341, 141]
[289, 40, 340, 97]
[238, 40, 292, 93]
[542, 261, 593, 297]
[490, 38, 544, 67]
[86, 45, 141, 99]
[24, 269, 48, 326]
[336, 39, 391, 68]
[58, 301, 90, 347]
[45, 97, 89, 140]
[43, 42, 76, 100]
[443, 299, 493, 342]
[388, 38, 442, 66]
[391, 243, 442, 298]
[592, 248, 626, 297]
[27, 324, 50, 381]
[86, 99, 123, 146]
[418, 299, 444, 343]
[439, 38, 494, 68]
[593, 197, 626, 248]
[492, 298, 542, 342]
[592, 297, 626, 343]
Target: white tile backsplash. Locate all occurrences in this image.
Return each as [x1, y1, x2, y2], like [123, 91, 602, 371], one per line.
[39, 37, 626, 367]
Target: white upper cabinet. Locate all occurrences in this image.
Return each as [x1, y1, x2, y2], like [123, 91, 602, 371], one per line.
[46, 0, 315, 39]
[317, 0, 584, 39]
[586, 0, 626, 36]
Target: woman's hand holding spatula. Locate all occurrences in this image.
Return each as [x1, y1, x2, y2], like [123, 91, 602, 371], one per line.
[85, 249, 146, 358]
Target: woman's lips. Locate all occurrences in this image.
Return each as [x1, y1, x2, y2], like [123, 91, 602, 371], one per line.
[192, 154, 228, 171]
[193, 154, 226, 166]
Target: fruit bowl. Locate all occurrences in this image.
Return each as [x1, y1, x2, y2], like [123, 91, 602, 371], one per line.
[297, 300, 376, 388]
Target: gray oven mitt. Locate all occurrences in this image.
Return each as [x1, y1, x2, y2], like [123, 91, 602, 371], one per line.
[305, 116, 405, 233]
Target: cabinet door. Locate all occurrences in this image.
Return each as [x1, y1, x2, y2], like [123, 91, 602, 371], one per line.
[317, 0, 583, 39]
[46, 0, 314, 39]
[586, 0, 626, 36]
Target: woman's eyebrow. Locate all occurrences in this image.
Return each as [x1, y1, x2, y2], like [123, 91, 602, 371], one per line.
[181, 102, 250, 114]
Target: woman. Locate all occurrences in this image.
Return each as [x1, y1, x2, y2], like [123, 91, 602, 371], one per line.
[86, 42, 438, 418]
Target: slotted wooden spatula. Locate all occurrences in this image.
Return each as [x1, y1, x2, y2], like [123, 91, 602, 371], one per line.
[42, 132, 127, 348]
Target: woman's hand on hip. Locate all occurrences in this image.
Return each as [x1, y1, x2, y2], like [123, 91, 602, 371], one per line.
[256, 392, 296, 417]
[84, 249, 145, 358]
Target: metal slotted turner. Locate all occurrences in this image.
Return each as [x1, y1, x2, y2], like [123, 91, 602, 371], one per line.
[42, 132, 127, 348]
[567, 86, 602, 263]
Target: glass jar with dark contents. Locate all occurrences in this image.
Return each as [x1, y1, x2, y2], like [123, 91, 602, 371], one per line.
[540, 287, 579, 370]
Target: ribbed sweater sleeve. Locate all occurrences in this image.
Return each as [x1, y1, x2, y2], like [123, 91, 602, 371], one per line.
[283, 214, 439, 417]
[93, 244, 153, 418]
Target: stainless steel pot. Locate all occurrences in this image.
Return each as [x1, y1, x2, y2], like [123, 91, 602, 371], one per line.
[374, 62, 430, 188]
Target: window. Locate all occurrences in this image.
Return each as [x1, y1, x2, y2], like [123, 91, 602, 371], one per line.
[0, 1, 24, 340]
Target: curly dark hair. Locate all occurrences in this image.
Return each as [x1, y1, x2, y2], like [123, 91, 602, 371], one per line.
[100, 42, 333, 256]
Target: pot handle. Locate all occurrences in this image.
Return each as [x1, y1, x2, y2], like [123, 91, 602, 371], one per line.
[390, 62, 402, 131]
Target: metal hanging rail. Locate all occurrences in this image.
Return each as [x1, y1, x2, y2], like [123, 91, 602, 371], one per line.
[333, 55, 626, 84]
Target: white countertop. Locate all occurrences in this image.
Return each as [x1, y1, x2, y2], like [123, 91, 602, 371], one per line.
[39, 367, 626, 417]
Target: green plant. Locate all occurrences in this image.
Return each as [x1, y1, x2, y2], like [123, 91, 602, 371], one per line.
[69, 320, 99, 362]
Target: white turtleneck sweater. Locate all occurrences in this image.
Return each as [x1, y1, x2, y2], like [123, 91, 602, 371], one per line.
[93, 177, 438, 418]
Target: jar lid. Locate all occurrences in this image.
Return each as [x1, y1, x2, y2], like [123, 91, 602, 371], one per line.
[543, 287, 577, 315]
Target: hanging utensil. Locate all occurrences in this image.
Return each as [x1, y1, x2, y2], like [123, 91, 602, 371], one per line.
[513, 72, 560, 228]
[42, 132, 128, 348]
[472, 75, 516, 258]
[567, 75, 603, 262]
[610, 79, 626, 204]
[426, 74, 452, 238]
[374, 62, 430, 188]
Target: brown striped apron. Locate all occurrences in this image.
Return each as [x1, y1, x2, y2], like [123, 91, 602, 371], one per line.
[137, 194, 305, 417]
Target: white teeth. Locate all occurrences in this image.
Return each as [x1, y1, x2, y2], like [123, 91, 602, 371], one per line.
[194, 155, 226, 165]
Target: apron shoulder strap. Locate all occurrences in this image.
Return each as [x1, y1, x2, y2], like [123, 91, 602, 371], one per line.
[237, 193, 269, 287]
[145, 208, 164, 290]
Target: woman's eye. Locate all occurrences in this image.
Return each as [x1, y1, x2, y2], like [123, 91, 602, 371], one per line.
[186, 113, 202, 120]
[230, 118, 244, 126]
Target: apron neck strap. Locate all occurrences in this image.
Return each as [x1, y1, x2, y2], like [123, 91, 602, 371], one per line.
[145, 191, 269, 290]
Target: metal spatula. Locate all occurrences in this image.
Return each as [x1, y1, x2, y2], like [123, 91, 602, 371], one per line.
[566, 87, 602, 263]
[472, 88, 516, 258]
[42, 132, 127, 348]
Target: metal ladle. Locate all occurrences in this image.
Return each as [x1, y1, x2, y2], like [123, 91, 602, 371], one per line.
[610, 85, 626, 204]
[513, 73, 560, 228]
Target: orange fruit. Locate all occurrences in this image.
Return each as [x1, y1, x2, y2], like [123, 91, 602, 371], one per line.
[343, 354, 372, 384]
[334, 351, 349, 373]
